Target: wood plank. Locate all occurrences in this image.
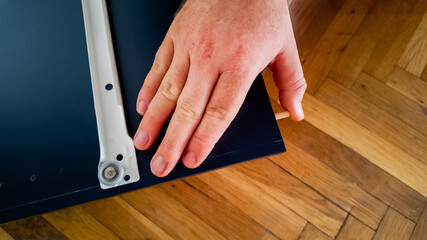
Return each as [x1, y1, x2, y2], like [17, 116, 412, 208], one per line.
[121, 186, 226, 240]
[43, 206, 119, 240]
[260, 231, 280, 240]
[336, 216, 375, 240]
[316, 79, 427, 164]
[288, 0, 344, 63]
[0, 227, 14, 240]
[422, 65, 427, 82]
[1, 216, 66, 240]
[363, 0, 427, 81]
[302, 0, 374, 94]
[236, 159, 347, 237]
[194, 168, 307, 240]
[329, 0, 405, 88]
[302, 93, 427, 197]
[264, 73, 426, 222]
[158, 179, 268, 239]
[386, 66, 427, 107]
[352, 72, 427, 135]
[411, 204, 427, 240]
[270, 140, 387, 229]
[374, 208, 415, 240]
[81, 196, 173, 240]
[268, 102, 426, 222]
[298, 223, 332, 240]
[262, 69, 281, 104]
[398, 11, 427, 77]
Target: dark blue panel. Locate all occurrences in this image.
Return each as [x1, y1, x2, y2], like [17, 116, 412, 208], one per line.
[0, 0, 285, 224]
[0, 0, 100, 214]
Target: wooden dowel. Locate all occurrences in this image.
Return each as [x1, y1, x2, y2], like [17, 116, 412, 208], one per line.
[275, 111, 290, 120]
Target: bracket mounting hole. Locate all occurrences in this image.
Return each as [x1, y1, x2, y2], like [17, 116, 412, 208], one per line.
[124, 175, 130, 181]
[105, 84, 113, 91]
[116, 154, 123, 161]
[59, 168, 65, 174]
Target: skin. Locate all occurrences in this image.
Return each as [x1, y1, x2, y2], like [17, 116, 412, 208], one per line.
[134, 0, 306, 177]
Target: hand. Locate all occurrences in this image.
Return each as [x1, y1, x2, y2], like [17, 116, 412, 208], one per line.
[134, 0, 306, 177]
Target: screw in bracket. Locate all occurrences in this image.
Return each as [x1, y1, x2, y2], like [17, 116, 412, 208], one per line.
[103, 166, 117, 179]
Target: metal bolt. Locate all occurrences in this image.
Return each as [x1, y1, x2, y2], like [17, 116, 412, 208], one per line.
[104, 166, 117, 179]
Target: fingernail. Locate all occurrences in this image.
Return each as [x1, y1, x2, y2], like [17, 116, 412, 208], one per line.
[183, 151, 197, 168]
[134, 129, 149, 148]
[137, 100, 147, 114]
[152, 156, 167, 176]
[296, 103, 304, 118]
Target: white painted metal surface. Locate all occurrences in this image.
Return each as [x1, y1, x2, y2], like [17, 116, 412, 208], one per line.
[81, 0, 140, 189]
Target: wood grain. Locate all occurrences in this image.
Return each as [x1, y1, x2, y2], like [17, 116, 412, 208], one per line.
[398, 11, 427, 77]
[43, 206, 119, 240]
[158, 179, 268, 239]
[336, 216, 375, 240]
[81, 196, 173, 240]
[0, 227, 14, 240]
[373, 208, 416, 240]
[237, 159, 347, 237]
[271, 110, 426, 222]
[302, 0, 374, 94]
[362, 0, 427, 81]
[329, 0, 404, 88]
[421, 65, 427, 82]
[270, 140, 387, 229]
[195, 168, 307, 240]
[1, 216, 66, 240]
[260, 231, 280, 240]
[316, 78, 427, 164]
[302, 93, 427, 197]
[386, 66, 427, 107]
[352, 72, 427, 135]
[289, 0, 344, 63]
[121, 186, 226, 240]
[298, 223, 333, 240]
[411, 204, 427, 240]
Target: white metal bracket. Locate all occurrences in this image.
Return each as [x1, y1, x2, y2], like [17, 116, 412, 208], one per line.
[81, 0, 140, 189]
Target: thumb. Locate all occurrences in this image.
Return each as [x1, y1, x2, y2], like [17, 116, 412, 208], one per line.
[269, 51, 306, 121]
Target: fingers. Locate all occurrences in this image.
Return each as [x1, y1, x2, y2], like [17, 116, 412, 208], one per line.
[182, 70, 254, 169]
[150, 63, 219, 177]
[136, 37, 174, 115]
[270, 37, 306, 121]
[134, 51, 190, 151]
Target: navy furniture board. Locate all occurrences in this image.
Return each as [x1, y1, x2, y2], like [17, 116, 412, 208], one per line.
[0, 0, 285, 224]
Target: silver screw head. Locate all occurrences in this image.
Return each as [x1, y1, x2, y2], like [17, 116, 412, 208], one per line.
[104, 166, 117, 179]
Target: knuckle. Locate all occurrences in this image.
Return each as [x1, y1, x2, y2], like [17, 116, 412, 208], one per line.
[205, 105, 231, 121]
[176, 100, 200, 121]
[162, 137, 179, 150]
[142, 113, 157, 124]
[295, 77, 307, 93]
[151, 59, 165, 74]
[193, 133, 214, 145]
[141, 83, 156, 93]
[160, 81, 179, 102]
[226, 62, 246, 73]
[285, 76, 307, 94]
[227, 46, 250, 71]
[196, 39, 215, 61]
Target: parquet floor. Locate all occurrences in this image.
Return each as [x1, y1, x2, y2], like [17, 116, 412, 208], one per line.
[1, 0, 427, 239]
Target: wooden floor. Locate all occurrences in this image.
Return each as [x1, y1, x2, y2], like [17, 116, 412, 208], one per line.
[2, 0, 427, 239]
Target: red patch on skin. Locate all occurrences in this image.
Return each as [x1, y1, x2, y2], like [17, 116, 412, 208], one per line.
[200, 39, 215, 60]
[226, 44, 249, 72]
